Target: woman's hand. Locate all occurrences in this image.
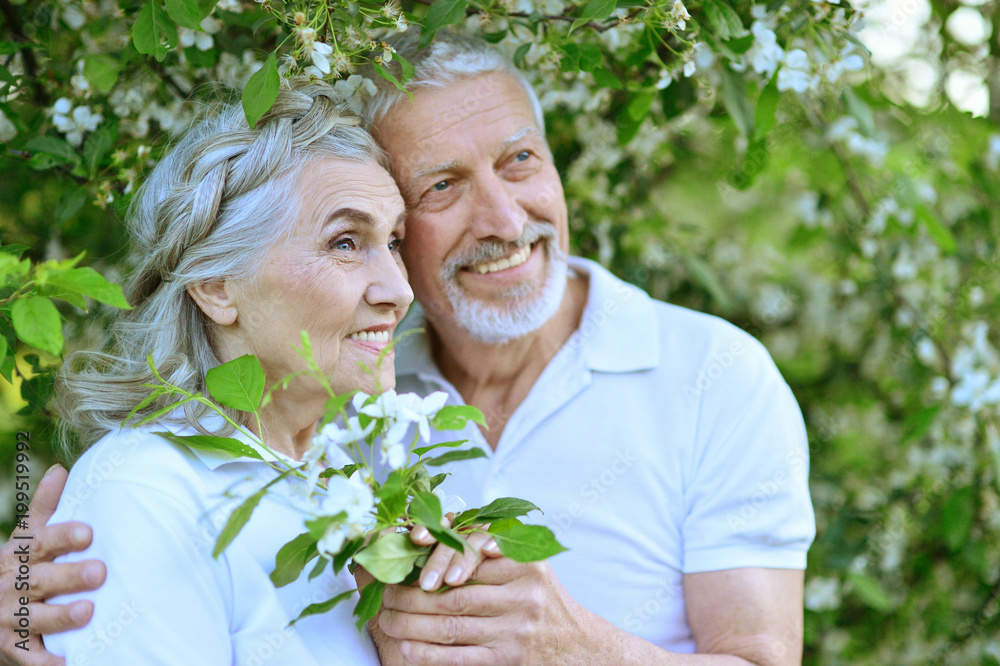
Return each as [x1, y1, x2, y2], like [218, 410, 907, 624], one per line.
[408, 514, 504, 592]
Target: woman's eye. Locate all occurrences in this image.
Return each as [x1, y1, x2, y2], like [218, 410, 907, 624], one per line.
[388, 237, 404, 252]
[331, 237, 356, 251]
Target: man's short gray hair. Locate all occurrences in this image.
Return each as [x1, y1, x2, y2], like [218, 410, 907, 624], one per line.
[361, 30, 545, 135]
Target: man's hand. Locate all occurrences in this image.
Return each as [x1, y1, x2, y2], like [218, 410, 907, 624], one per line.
[0, 465, 106, 666]
[377, 557, 611, 665]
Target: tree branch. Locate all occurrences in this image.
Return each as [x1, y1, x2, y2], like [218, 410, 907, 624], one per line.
[410, 0, 646, 34]
[0, 0, 48, 104]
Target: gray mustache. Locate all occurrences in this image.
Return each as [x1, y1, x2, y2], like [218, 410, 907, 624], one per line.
[441, 223, 556, 279]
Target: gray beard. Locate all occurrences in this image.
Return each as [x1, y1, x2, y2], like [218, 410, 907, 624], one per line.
[440, 225, 569, 345]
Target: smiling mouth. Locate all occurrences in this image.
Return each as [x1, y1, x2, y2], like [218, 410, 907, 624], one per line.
[348, 330, 390, 343]
[467, 244, 533, 275]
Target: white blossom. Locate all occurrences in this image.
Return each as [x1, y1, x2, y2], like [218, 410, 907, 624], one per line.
[747, 22, 784, 77]
[332, 74, 378, 114]
[51, 97, 102, 146]
[777, 49, 819, 93]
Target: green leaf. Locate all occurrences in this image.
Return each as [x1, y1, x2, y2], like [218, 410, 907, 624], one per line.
[579, 0, 617, 20]
[305, 514, 344, 541]
[11, 296, 63, 356]
[592, 67, 622, 90]
[423, 447, 488, 467]
[0, 244, 30, 258]
[353, 580, 384, 631]
[617, 92, 654, 146]
[154, 432, 265, 461]
[165, 0, 202, 29]
[413, 439, 467, 457]
[429, 473, 448, 490]
[723, 34, 755, 55]
[25, 136, 80, 165]
[122, 387, 165, 426]
[471, 497, 540, 523]
[419, 0, 468, 48]
[55, 187, 88, 224]
[205, 354, 266, 412]
[320, 463, 361, 480]
[432, 404, 486, 430]
[396, 53, 415, 84]
[333, 536, 364, 573]
[83, 125, 118, 175]
[512, 43, 530, 68]
[847, 571, 892, 612]
[242, 52, 280, 129]
[372, 60, 408, 94]
[703, 0, 746, 40]
[46, 267, 130, 309]
[0, 337, 8, 376]
[719, 68, 754, 138]
[0, 64, 15, 86]
[270, 532, 320, 587]
[410, 491, 443, 527]
[559, 44, 602, 73]
[353, 532, 428, 584]
[942, 486, 975, 552]
[83, 55, 122, 94]
[902, 405, 940, 443]
[212, 468, 293, 558]
[197, 0, 217, 16]
[916, 205, 957, 255]
[680, 253, 733, 311]
[487, 517, 522, 532]
[491, 524, 567, 562]
[290, 588, 355, 626]
[133, 1, 178, 62]
[753, 75, 779, 140]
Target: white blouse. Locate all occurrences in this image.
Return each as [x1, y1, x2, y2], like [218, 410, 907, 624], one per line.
[46, 420, 379, 665]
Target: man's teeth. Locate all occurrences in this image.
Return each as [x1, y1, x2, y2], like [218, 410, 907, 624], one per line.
[472, 245, 531, 275]
[349, 330, 390, 343]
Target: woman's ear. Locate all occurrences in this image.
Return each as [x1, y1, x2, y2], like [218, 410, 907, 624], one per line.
[187, 280, 238, 326]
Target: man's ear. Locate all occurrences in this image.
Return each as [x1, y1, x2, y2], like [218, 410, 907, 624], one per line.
[187, 280, 238, 326]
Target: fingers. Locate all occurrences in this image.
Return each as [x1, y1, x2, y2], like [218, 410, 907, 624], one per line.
[28, 466, 70, 525]
[382, 582, 504, 617]
[28, 560, 106, 602]
[398, 640, 495, 666]
[468, 556, 542, 585]
[418, 531, 498, 592]
[30, 522, 94, 564]
[23, 600, 94, 636]
[379, 609, 493, 645]
[0, 635, 66, 666]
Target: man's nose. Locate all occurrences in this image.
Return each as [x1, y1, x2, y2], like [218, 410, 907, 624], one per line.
[468, 174, 527, 242]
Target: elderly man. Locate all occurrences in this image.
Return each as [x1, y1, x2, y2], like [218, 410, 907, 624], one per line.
[1, 32, 813, 666]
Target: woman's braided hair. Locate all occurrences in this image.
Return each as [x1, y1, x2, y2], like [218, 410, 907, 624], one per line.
[55, 79, 387, 456]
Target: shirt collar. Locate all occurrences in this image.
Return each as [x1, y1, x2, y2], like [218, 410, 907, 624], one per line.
[395, 256, 660, 381]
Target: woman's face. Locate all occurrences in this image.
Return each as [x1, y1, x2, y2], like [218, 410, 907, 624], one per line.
[230, 158, 412, 396]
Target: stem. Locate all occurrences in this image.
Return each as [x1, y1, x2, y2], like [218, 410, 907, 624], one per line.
[0, 0, 47, 104]
[410, 0, 648, 33]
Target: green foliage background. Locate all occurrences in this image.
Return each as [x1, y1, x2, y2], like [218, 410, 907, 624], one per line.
[2, 0, 999, 662]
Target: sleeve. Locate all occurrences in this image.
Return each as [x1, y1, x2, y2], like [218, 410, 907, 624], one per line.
[45, 480, 233, 665]
[681, 334, 816, 574]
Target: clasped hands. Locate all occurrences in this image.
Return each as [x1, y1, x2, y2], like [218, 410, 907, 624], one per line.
[358, 520, 592, 666]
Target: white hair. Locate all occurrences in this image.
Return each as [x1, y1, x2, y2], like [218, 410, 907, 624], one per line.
[360, 30, 545, 135]
[55, 79, 386, 456]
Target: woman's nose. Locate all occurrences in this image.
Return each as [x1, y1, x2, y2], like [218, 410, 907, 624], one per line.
[365, 246, 414, 312]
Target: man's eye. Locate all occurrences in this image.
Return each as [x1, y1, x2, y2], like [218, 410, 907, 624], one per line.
[514, 150, 530, 162]
[432, 180, 449, 192]
[388, 237, 404, 252]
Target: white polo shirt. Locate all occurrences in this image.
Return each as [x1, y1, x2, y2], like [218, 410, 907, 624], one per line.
[46, 422, 379, 665]
[391, 257, 816, 653]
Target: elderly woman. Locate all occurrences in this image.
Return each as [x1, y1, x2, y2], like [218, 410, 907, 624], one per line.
[44, 80, 412, 663]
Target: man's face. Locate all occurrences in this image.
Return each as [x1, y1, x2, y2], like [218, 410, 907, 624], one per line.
[375, 72, 570, 344]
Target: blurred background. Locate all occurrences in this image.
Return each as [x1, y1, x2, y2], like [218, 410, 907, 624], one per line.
[1, 0, 999, 662]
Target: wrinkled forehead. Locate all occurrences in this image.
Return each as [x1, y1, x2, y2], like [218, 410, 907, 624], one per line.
[375, 72, 540, 176]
